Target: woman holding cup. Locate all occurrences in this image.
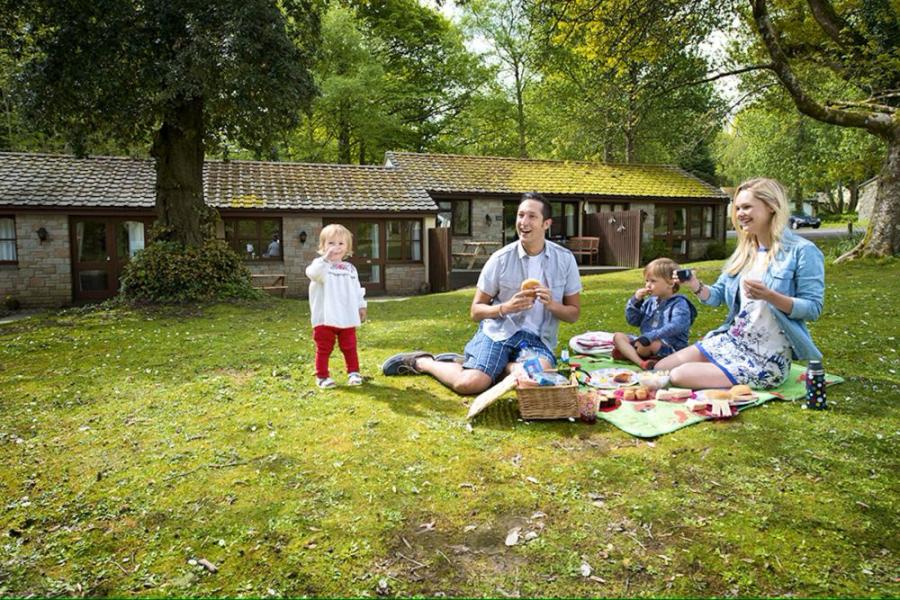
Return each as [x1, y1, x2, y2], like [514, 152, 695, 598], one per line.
[655, 178, 825, 390]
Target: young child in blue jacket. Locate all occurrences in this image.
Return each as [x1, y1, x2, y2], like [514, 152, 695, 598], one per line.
[612, 258, 697, 370]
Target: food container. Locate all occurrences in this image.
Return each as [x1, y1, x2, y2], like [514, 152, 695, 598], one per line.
[516, 371, 579, 419]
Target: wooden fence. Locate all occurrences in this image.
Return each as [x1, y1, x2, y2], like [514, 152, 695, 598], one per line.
[583, 210, 643, 268]
[428, 227, 450, 293]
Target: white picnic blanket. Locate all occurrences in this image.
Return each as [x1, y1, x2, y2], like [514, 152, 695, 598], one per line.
[569, 331, 615, 355]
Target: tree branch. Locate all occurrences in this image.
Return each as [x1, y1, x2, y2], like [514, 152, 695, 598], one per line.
[750, 0, 893, 138]
[806, 0, 867, 50]
[645, 63, 774, 101]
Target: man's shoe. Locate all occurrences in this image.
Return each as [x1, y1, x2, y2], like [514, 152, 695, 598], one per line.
[381, 351, 433, 376]
[434, 352, 465, 364]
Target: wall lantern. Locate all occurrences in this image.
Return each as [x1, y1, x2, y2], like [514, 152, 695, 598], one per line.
[299, 230, 308, 245]
[36, 227, 49, 242]
[485, 214, 493, 226]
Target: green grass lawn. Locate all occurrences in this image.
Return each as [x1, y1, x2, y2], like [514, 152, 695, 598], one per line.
[1, 246, 898, 597]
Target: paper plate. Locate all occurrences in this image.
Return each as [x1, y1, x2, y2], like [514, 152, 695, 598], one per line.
[569, 331, 615, 356]
[587, 368, 639, 389]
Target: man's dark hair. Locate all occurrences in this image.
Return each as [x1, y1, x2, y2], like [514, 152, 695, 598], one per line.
[520, 191, 552, 221]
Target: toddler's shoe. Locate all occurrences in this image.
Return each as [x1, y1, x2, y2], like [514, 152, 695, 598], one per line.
[611, 348, 625, 361]
[316, 377, 336, 389]
[640, 359, 658, 371]
[347, 372, 363, 386]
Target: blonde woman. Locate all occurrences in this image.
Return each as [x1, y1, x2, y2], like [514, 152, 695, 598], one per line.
[655, 178, 825, 389]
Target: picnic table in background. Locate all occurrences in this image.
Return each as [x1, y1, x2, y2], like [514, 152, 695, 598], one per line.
[452, 240, 501, 270]
[566, 236, 600, 265]
[251, 273, 287, 297]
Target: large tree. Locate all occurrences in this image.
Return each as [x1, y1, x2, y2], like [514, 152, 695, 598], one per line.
[2, 0, 322, 246]
[461, 0, 538, 157]
[746, 0, 899, 259]
[532, 0, 725, 166]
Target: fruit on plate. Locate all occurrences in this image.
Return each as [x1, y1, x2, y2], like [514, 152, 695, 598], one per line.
[521, 278, 541, 291]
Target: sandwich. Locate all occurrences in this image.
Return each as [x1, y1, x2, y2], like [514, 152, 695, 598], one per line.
[705, 389, 731, 401]
[613, 371, 633, 383]
[729, 384, 756, 402]
[655, 388, 692, 401]
[520, 278, 542, 292]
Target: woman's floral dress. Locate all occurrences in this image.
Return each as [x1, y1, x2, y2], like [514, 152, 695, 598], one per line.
[697, 249, 792, 388]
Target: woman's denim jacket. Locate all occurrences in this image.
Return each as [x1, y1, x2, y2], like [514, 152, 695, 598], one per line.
[702, 229, 825, 361]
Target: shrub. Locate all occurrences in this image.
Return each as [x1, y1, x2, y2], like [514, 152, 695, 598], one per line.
[640, 239, 669, 266]
[703, 240, 728, 260]
[120, 239, 261, 304]
[4, 295, 20, 311]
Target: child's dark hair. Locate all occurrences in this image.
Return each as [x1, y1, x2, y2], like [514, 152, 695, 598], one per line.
[644, 258, 680, 292]
[520, 191, 552, 221]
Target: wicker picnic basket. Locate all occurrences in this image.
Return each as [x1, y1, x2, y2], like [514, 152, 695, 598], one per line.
[515, 372, 579, 419]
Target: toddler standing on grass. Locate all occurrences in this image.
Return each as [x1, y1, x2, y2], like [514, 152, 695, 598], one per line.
[612, 257, 697, 370]
[305, 224, 367, 389]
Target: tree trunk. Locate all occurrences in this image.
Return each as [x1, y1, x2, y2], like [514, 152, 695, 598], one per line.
[150, 95, 207, 247]
[837, 134, 900, 261]
[848, 181, 859, 213]
[358, 138, 366, 165]
[337, 101, 351, 164]
[514, 64, 528, 158]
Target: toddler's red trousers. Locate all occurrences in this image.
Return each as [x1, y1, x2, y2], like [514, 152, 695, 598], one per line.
[313, 325, 359, 378]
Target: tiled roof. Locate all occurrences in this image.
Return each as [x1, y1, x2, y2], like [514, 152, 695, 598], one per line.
[0, 153, 156, 208]
[385, 152, 727, 200]
[0, 153, 436, 212]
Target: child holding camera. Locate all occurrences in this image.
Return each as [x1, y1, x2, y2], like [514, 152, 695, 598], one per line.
[612, 258, 697, 370]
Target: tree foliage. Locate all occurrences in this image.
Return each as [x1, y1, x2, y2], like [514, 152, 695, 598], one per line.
[2, 0, 324, 245]
[730, 0, 899, 259]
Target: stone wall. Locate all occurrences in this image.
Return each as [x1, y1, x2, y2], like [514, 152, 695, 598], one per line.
[237, 216, 430, 299]
[0, 213, 72, 308]
[450, 198, 505, 255]
[385, 263, 427, 296]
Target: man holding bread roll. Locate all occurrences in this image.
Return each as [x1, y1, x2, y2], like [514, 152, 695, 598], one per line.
[382, 192, 582, 394]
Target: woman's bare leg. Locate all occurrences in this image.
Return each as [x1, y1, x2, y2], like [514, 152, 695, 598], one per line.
[655, 345, 732, 389]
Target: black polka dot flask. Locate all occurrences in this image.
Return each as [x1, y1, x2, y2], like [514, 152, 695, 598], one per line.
[806, 360, 827, 410]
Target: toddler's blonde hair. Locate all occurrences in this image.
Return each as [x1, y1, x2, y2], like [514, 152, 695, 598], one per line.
[318, 224, 354, 258]
[643, 257, 680, 292]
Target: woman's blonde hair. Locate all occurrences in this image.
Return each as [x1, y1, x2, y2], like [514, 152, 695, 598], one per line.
[318, 224, 354, 258]
[644, 257, 680, 292]
[725, 177, 790, 275]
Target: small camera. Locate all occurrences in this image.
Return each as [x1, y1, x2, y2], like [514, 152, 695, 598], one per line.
[676, 269, 693, 281]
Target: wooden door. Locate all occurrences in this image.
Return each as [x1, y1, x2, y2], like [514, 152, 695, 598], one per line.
[70, 217, 149, 302]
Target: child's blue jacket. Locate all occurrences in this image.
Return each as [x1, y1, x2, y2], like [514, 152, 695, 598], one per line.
[625, 293, 697, 352]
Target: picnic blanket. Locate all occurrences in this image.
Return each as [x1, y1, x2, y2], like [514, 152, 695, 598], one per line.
[575, 355, 844, 438]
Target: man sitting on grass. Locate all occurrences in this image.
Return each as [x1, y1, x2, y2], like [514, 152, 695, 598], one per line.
[381, 192, 582, 395]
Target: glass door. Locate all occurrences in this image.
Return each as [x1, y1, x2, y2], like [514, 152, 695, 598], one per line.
[70, 217, 149, 302]
[71, 218, 116, 301]
[329, 220, 385, 294]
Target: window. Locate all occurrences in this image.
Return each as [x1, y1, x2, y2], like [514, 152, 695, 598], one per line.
[386, 220, 422, 261]
[437, 200, 471, 236]
[0, 217, 16, 263]
[549, 201, 578, 240]
[586, 202, 630, 213]
[223, 218, 282, 260]
[654, 204, 716, 260]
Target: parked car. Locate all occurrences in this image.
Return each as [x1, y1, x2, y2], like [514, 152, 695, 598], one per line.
[789, 213, 821, 229]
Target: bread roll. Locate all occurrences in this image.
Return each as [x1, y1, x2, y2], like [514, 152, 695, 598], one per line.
[730, 384, 755, 400]
[623, 389, 635, 401]
[520, 278, 541, 291]
[705, 389, 731, 400]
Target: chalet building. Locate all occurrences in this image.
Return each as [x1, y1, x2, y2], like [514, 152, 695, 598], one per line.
[0, 151, 728, 307]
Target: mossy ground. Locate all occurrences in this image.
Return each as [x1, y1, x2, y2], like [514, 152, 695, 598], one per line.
[1, 241, 897, 597]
